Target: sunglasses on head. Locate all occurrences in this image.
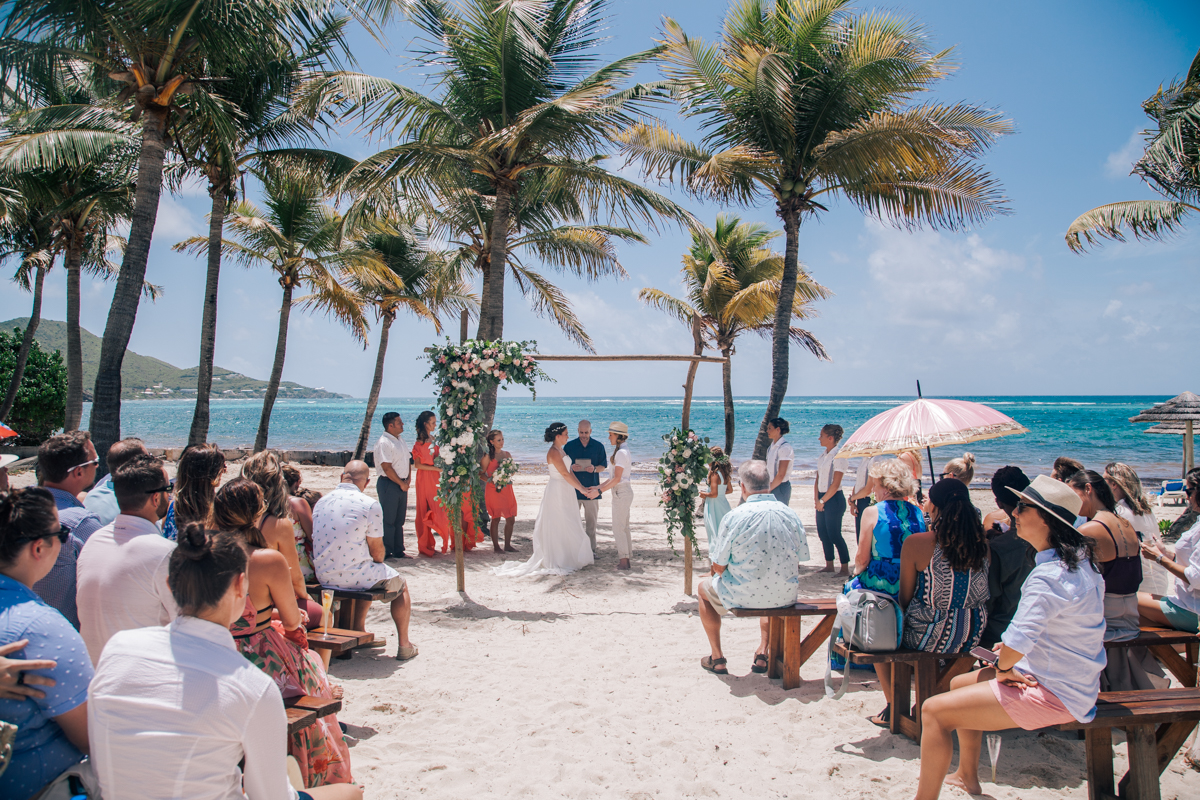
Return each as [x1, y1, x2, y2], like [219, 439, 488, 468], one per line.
[67, 458, 99, 473]
[17, 524, 71, 546]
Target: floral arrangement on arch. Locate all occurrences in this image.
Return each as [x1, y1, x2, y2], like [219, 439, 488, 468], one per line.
[423, 339, 548, 537]
[658, 427, 713, 552]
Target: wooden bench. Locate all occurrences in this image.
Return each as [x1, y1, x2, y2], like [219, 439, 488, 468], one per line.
[832, 642, 974, 741]
[1105, 627, 1199, 688]
[284, 694, 342, 735]
[307, 585, 390, 630]
[1056, 687, 1200, 800]
[728, 599, 837, 690]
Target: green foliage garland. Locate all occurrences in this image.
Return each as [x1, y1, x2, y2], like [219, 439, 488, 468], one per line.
[0, 328, 66, 444]
[423, 339, 548, 536]
[658, 427, 713, 552]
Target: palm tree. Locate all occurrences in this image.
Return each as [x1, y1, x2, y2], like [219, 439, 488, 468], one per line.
[176, 166, 388, 451]
[309, 0, 697, 430]
[0, 201, 53, 423]
[1066, 47, 1199, 251]
[640, 214, 829, 453]
[0, 0, 328, 465]
[169, 14, 356, 448]
[620, 0, 1011, 456]
[349, 228, 475, 460]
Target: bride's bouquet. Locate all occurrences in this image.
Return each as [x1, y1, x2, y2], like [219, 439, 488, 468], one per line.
[491, 457, 519, 489]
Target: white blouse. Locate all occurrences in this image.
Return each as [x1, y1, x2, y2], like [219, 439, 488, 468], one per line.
[609, 445, 633, 484]
[816, 446, 843, 492]
[88, 616, 299, 800]
[766, 438, 794, 483]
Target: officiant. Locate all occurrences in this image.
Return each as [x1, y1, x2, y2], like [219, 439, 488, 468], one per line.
[565, 420, 607, 552]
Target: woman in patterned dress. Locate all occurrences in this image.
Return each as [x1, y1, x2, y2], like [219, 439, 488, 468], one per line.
[213, 478, 354, 789]
[843, 458, 926, 721]
[877, 478, 990, 720]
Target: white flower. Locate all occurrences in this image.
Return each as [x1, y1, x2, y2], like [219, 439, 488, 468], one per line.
[683, 449, 692, 458]
[453, 419, 463, 428]
[481, 358, 496, 370]
[679, 475, 692, 488]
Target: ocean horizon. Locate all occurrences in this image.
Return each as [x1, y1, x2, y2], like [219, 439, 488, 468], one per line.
[79, 394, 1186, 485]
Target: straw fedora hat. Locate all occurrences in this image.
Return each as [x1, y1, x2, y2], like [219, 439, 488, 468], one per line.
[1011, 474, 1082, 529]
[608, 421, 629, 438]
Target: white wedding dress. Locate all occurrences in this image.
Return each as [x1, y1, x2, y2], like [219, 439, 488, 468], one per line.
[492, 449, 594, 577]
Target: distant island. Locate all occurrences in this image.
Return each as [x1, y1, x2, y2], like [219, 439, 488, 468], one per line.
[2, 318, 349, 401]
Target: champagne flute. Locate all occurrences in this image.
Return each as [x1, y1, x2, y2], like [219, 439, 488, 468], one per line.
[987, 733, 1002, 783]
[321, 590, 334, 637]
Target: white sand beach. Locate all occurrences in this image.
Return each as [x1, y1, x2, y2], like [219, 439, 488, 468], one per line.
[11, 463, 1194, 798]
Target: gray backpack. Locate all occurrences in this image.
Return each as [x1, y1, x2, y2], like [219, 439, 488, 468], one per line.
[824, 588, 903, 699]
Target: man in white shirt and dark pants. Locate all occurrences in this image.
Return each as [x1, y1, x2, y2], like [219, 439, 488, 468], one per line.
[77, 454, 178, 664]
[313, 461, 417, 661]
[373, 412, 410, 559]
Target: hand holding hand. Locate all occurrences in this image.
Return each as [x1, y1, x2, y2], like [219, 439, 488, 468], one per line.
[0, 640, 57, 700]
[587, 487, 599, 499]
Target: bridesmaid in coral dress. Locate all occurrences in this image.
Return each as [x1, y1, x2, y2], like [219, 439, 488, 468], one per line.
[481, 429, 519, 553]
[411, 411, 477, 555]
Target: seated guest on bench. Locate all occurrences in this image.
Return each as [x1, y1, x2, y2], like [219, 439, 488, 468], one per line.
[312, 461, 417, 661]
[88, 526, 362, 800]
[979, 467, 1034, 648]
[871, 478, 990, 725]
[1139, 467, 1200, 633]
[849, 459, 925, 597]
[1069, 469, 1143, 641]
[914, 476, 1104, 800]
[0, 488, 92, 800]
[215, 481, 353, 789]
[696, 460, 809, 676]
[84, 437, 148, 527]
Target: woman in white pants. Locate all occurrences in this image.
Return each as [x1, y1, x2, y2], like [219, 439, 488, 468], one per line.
[599, 422, 634, 570]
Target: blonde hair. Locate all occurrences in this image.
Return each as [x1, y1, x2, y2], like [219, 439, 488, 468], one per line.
[241, 450, 291, 520]
[1104, 462, 1153, 516]
[944, 452, 976, 484]
[870, 458, 918, 499]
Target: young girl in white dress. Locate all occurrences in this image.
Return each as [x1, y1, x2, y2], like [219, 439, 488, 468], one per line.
[699, 447, 733, 545]
[492, 423, 597, 577]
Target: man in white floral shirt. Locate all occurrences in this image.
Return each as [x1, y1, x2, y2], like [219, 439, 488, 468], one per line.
[696, 460, 809, 676]
[312, 461, 417, 660]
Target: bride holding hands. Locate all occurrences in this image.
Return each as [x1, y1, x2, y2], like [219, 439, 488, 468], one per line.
[493, 422, 597, 577]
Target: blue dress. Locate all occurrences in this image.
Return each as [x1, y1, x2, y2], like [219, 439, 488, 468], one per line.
[703, 479, 732, 544]
[848, 499, 926, 598]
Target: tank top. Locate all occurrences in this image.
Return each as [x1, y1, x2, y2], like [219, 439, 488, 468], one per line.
[1095, 517, 1141, 595]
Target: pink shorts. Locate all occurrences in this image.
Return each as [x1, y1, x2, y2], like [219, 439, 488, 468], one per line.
[990, 679, 1075, 730]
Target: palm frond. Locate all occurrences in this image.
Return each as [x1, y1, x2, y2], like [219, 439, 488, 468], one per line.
[508, 261, 595, 352]
[1065, 199, 1195, 253]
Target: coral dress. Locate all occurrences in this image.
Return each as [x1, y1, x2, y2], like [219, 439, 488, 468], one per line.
[412, 440, 476, 554]
[484, 458, 518, 519]
[230, 596, 352, 788]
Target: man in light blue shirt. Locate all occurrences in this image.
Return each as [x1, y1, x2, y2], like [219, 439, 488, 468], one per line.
[84, 438, 149, 527]
[697, 460, 809, 675]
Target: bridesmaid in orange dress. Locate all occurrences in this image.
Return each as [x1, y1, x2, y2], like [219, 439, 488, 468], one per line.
[481, 430, 519, 553]
[411, 411, 476, 555]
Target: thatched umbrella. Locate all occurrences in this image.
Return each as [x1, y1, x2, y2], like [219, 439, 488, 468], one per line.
[1131, 392, 1199, 476]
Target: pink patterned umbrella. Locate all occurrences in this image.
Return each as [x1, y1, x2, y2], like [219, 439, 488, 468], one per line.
[835, 398, 1027, 460]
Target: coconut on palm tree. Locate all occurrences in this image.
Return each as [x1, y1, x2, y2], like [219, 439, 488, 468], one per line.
[1066, 47, 1199, 251]
[620, 0, 1011, 457]
[349, 228, 476, 460]
[640, 214, 829, 453]
[308, 0, 698, 429]
[0, 0, 332, 466]
[176, 166, 390, 451]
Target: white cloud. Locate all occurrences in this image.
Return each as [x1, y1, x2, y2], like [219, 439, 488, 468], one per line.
[1105, 130, 1143, 178]
[1103, 299, 1122, 317]
[152, 196, 204, 241]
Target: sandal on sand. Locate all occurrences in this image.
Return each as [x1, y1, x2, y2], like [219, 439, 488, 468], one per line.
[396, 645, 419, 662]
[700, 656, 728, 675]
[869, 705, 891, 727]
[751, 654, 769, 674]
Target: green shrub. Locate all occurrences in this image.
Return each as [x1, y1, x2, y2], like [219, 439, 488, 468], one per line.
[0, 327, 66, 444]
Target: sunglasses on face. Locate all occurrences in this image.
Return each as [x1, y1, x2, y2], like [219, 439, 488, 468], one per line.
[17, 525, 71, 546]
[1015, 501, 1030, 514]
[144, 477, 175, 494]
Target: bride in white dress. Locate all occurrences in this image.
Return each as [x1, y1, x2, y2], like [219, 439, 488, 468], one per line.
[493, 422, 597, 577]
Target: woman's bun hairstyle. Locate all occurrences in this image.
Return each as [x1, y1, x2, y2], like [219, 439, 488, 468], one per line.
[544, 422, 567, 443]
[168, 523, 248, 613]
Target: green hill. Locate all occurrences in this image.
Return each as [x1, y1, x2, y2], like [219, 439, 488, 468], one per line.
[1, 318, 347, 400]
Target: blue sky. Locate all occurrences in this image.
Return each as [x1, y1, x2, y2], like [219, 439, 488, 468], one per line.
[3, 0, 1197, 399]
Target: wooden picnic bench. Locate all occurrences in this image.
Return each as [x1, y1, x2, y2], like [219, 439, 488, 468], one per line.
[1106, 627, 1199, 687]
[728, 599, 838, 690]
[1056, 687, 1200, 800]
[307, 627, 379, 655]
[282, 694, 342, 736]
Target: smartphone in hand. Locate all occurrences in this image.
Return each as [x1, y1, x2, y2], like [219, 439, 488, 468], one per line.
[970, 646, 999, 666]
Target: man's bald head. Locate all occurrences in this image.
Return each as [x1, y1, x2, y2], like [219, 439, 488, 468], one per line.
[342, 460, 370, 488]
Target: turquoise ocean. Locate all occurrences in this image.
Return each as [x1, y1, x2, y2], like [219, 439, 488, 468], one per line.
[81, 395, 1184, 484]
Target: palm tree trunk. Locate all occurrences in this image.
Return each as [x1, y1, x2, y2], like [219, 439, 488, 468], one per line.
[752, 208, 801, 459]
[479, 184, 513, 434]
[254, 281, 293, 453]
[721, 345, 735, 454]
[90, 107, 170, 471]
[681, 315, 704, 430]
[354, 310, 393, 460]
[0, 263, 47, 422]
[63, 234, 85, 431]
[187, 183, 229, 447]
[474, 252, 490, 340]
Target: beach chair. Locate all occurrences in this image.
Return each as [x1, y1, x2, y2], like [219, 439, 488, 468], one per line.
[1157, 480, 1186, 507]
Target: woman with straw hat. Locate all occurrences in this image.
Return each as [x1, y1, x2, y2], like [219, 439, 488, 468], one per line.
[599, 422, 634, 570]
[912, 475, 1104, 799]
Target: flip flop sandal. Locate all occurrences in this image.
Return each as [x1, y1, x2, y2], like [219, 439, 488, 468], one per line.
[869, 705, 891, 727]
[751, 654, 769, 674]
[700, 656, 728, 675]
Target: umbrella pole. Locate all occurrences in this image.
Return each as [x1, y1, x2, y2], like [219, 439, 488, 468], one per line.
[1187, 420, 1194, 476]
[916, 380, 936, 487]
